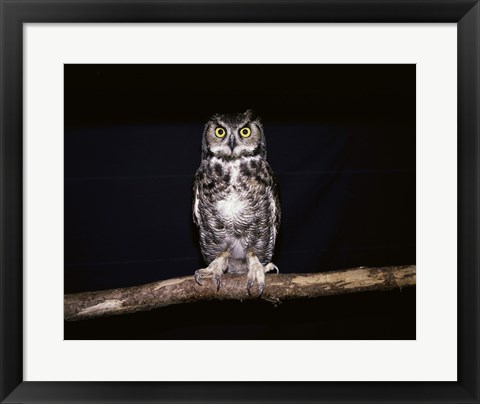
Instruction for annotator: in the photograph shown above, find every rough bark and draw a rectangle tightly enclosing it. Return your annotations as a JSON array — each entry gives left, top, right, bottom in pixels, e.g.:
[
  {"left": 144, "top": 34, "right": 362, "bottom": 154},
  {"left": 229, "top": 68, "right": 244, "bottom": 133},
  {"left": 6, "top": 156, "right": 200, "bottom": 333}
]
[{"left": 64, "top": 265, "right": 415, "bottom": 321}]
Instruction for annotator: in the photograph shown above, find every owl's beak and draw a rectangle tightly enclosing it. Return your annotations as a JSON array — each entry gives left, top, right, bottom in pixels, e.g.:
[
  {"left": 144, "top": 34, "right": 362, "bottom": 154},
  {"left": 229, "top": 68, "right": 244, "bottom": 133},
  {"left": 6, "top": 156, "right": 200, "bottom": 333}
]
[{"left": 229, "top": 136, "right": 236, "bottom": 151}]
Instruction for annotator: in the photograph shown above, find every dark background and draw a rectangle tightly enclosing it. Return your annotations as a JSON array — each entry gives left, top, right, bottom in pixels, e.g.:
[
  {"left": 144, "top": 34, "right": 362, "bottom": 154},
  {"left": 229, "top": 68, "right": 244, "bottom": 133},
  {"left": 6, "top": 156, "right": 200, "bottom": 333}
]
[{"left": 64, "top": 64, "right": 415, "bottom": 339}]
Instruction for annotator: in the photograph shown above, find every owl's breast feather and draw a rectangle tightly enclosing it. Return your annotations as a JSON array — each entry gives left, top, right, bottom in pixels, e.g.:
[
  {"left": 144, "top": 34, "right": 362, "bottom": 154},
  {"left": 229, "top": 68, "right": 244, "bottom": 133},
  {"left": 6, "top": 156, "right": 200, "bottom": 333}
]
[{"left": 215, "top": 193, "right": 247, "bottom": 220}]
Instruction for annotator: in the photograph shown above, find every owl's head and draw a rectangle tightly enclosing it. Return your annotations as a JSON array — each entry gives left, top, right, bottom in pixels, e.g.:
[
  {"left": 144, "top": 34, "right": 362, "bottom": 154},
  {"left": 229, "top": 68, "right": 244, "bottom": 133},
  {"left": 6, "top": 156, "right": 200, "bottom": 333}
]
[{"left": 202, "top": 110, "right": 266, "bottom": 160}]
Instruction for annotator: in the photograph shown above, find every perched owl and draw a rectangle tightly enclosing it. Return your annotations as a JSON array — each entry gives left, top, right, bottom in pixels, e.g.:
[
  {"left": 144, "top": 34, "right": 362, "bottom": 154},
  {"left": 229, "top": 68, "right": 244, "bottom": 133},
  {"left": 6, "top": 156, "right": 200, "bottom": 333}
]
[{"left": 192, "top": 110, "right": 281, "bottom": 296}]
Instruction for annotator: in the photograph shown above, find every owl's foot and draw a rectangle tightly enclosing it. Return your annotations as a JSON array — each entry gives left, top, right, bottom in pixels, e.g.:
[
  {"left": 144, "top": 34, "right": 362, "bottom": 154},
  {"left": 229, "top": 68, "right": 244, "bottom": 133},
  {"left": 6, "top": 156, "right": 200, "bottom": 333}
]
[
  {"left": 194, "top": 251, "right": 230, "bottom": 291},
  {"left": 246, "top": 252, "right": 279, "bottom": 297},
  {"left": 265, "top": 262, "right": 279, "bottom": 274}
]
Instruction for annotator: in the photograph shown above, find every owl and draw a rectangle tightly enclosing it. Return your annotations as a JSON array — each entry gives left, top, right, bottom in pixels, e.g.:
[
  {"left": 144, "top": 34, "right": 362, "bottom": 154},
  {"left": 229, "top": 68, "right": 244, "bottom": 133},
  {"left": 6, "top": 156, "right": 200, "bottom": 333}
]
[{"left": 192, "top": 109, "right": 281, "bottom": 296}]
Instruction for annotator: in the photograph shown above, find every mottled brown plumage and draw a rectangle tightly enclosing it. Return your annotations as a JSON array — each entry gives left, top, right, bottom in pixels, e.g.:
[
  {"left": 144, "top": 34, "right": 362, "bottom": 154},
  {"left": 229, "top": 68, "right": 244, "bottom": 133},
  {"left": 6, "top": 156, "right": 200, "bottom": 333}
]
[{"left": 192, "top": 110, "right": 280, "bottom": 295}]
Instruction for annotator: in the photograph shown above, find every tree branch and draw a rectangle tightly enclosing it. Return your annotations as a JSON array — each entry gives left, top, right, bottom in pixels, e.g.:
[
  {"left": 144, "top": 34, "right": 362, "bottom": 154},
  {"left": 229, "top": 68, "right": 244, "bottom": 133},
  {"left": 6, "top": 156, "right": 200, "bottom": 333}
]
[{"left": 64, "top": 265, "right": 415, "bottom": 321}]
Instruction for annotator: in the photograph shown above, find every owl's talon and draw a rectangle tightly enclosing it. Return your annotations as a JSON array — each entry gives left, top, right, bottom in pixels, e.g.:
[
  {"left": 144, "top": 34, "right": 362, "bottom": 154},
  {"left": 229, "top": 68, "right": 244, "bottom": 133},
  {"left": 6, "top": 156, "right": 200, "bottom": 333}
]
[
  {"left": 194, "top": 253, "right": 228, "bottom": 290},
  {"left": 258, "top": 283, "right": 265, "bottom": 297},
  {"left": 247, "top": 279, "right": 254, "bottom": 296},
  {"left": 214, "top": 275, "right": 221, "bottom": 291},
  {"left": 194, "top": 271, "right": 203, "bottom": 286},
  {"left": 265, "top": 263, "right": 279, "bottom": 274}
]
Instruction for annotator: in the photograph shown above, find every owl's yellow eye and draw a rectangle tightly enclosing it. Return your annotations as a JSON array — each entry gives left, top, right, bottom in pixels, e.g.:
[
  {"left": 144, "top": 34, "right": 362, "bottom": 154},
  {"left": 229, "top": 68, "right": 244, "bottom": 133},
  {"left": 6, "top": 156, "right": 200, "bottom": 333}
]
[
  {"left": 215, "top": 127, "right": 226, "bottom": 138},
  {"left": 239, "top": 127, "right": 251, "bottom": 138}
]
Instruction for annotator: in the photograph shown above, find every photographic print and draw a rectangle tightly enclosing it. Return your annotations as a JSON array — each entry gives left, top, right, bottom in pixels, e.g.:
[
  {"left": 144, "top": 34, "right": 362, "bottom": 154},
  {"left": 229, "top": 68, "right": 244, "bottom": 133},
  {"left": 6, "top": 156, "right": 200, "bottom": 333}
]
[{"left": 64, "top": 64, "right": 416, "bottom": 340}]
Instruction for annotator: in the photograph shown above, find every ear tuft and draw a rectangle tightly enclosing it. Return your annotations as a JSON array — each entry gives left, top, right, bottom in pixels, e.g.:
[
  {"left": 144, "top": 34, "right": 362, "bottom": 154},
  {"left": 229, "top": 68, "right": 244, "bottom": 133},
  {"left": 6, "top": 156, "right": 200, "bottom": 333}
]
[{"left": 244, "top": 109, "right": 259, "bottom": 121}]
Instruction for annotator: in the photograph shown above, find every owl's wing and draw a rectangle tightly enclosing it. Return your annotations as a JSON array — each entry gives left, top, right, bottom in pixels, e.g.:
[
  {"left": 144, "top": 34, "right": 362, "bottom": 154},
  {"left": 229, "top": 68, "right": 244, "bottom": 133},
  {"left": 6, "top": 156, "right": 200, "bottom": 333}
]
[
  {"left": 268, "top": 166, "right": 281, "bottom": 240},
  {"left": 192, "top": 171, "right": 201, "bottom": 227}
]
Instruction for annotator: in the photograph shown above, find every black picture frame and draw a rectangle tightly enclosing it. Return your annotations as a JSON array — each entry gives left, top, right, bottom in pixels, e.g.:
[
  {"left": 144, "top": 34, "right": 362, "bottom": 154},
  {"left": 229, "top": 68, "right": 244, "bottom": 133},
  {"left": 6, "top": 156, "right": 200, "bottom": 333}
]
[{"left": 1, "top": 1, "right": 478, "bottom": 403}]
